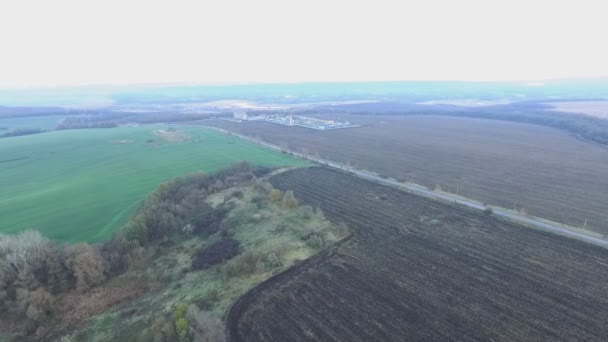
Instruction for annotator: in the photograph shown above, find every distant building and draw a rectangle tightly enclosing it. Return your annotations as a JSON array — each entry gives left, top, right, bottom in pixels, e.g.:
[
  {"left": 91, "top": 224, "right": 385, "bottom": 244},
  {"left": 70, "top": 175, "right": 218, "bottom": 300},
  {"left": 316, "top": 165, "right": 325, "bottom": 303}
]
[
  {"left": 233, "top": 112, "right": 248, "bottom": 120},
  {"left": 226, "top": 112, "right": 357, "bottom": 130}
]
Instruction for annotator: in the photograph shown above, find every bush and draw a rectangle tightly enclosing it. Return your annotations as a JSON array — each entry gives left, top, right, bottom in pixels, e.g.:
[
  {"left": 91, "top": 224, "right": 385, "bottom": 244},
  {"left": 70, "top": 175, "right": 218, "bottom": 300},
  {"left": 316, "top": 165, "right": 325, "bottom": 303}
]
[
  {"left": 17, "top": 288, "right": 55, "bottom": 323},
  {"left": 281, "top": 190, "right": 299, "bottom": 209},
  {"left": 253, "top": 180, "right": 273, "bottom": 194},
  {"left": 195, "top": 288, "right": 221, "bottom": 311},
  {"left": 220, "top": 250, "right": 265, "bottom": 280},
  {"left": 303, "top": 232, "right": 326, "bottom": 249},
  {"left": 122, "top": 218, "right": 148, "bottom": 245},
  {"left": 174, "top": 303, "right": 190, "bottom": 341},
  {"left": 186, "top": 304, "right": 226, "bottom": 342},
  {"left": 62, "top": 244, "right": 107, "bottom": 291},
  {"left": 140, "top": 316, "right": 177, "bottom": 342},
  {"left": 483, "top": 207, "right": 494, "bottom": 215},
  {"left": 334, "top": 222, "right": 350, "bottom": 238},
  {"left": 268, "top": 189, "right": 283, "bottom": 203},
  {"left": 175, "top": 318, "right": 188, "bottom": 340},
  {"left": 182, "top": 224, "right": 194, "bottom": 237},
  {"left": 219, "top": 222, "right": 236, "bottom": 238},
  {"left": 299, "top": 206, "right": 314, "bottom": 220}
]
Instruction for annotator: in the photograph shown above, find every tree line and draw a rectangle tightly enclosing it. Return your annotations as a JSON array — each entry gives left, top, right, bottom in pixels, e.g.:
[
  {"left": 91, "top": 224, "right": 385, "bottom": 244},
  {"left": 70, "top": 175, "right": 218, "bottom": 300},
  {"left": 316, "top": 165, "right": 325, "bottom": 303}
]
[
  {"left": 56, "top": 112, "right": 217, "bottom": 130},
  {"left": 0, "top": 128, "right": 47, "bottom": 138}
]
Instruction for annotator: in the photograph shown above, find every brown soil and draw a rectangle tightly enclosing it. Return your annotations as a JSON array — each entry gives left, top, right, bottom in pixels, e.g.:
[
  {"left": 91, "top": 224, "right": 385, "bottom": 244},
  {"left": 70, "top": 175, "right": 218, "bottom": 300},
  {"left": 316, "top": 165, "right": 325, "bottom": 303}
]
[{"left": 227, "top": 167, "right": 608, "bottom": 342}]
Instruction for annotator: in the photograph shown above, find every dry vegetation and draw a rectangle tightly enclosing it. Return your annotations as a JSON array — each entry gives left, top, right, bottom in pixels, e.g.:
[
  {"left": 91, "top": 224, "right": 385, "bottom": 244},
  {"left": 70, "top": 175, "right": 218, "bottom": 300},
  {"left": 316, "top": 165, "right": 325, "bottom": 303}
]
[
  {"left": 0, "top": 164, "right": 346, "bottom": 341},
  {"left": 227, "top": 167, "right": 608, "bottom": 342},
  {"left": 153, "top": 129, "right": 191, "bottom": 142},
  {"left": 61, "top": 174, "right": 346, "bottom": 341},
  {"left": 202, "top": 116, "right": 608, "bottom": 235}
]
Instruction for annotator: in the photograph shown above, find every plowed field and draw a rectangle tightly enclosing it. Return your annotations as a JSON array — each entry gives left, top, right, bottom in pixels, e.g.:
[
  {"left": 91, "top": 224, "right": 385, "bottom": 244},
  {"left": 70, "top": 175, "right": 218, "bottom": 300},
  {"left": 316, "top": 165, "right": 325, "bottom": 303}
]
[
  {"left": 227, "top": 167, "right": 608, "bottom": 342},
  {"left": 200, "top": 116, "right": 608, "bottom": 235}
]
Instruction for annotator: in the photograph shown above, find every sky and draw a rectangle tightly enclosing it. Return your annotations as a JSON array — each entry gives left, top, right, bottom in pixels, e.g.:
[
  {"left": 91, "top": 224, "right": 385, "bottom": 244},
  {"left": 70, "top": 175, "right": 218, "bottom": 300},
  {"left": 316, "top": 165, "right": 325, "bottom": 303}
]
[{"left": 0, "top": 0, "right": 607, "bottom": 89}]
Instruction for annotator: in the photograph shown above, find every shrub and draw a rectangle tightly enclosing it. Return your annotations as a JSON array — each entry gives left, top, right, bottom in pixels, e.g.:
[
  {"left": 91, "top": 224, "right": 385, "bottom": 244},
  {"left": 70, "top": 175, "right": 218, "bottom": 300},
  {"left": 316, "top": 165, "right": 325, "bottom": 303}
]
[
  {"left": 62, "top": 244, "right": 107, "bottom": 292},
  {"left": 281, "top": 190, "right": 299, "bottom": 209},
  {"left": 264, "top": 252, "right": 283, "bottom": 268},
  {"left": 195, "top": 288, "right": 221, "bottom": 311},
  {"left": 186, "top": 304, "right": 226, "bottom": 342},
  {"left": 268, "top": 189, "right": 282, "bottom": 203},
  {"left": 304, "top": 233, "right": 326, "bottom": 249},
  {"left": 253, "top": 180, "right": 273, "bottom": 194},
  {"left": 334, "top": 222, "right": 350, "bottom": 238},
  {"left": 175, "top": 317, "right": 189, "bottom": 341},
  {"left": 122, "top": 218, "right": 148, "bottom": 245},
  {"left": 220, "top": 250, "right": 265, "bottom": 280},
  {"left": 219, "top": 222, "right": 236, "bottom": 238},
  {"left": 17, "top": 288, "right": 55, "bottom": 323},
  {"left": 0, "top": 230, "right": 48, "bottom": 274},
  {"left": 175, "top": 303, "right": 190, "bottom": 341},
  {"left": 483, "top": 207, "right": 494, "bottom": 215},
  {"left": 299, "top": 206, "right": 314, "bottom": 220},
  {"left": 175, "top": 303, "right": 187, "bottom": 319},
  {"left": 182, "top": 224, "right": 194, "bottom": 237}
]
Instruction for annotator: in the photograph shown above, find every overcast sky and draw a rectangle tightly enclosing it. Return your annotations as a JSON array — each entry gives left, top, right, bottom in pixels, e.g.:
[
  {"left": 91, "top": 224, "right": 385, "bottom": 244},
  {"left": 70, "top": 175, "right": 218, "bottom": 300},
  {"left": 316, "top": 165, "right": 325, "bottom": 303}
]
[{"left": 0, "top": 0, "right": 606, "bottom": 88}]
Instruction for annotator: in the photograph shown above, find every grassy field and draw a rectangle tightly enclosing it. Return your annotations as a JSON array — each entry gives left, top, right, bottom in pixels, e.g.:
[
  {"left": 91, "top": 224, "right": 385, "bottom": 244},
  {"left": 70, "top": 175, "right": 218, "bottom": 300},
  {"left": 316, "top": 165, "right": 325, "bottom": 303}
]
[
  {"left": 0, "top": 115, "right": 65, "bottom": 131},
  {"left": 227, "top": 167, "right": 608, "bottom": 341},
  {"left": 202, "top": 116, "right": 608, "bottom": 235},
  {"left": 0, "top": 126, "right": 305, "bottom": 242}
]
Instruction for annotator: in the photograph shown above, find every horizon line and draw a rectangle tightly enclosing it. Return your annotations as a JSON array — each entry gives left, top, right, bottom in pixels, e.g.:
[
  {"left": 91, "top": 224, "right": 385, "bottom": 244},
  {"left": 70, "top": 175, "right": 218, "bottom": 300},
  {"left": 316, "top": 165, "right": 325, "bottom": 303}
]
[{"left": 2, "top": 77, "right": 608, "bottom": 91}]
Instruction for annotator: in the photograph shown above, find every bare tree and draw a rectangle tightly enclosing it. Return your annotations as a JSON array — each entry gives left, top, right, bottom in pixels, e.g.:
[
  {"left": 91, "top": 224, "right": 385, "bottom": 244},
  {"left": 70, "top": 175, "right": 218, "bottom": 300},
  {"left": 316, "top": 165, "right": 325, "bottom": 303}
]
[
  {"left": 0, "top": 230, "right": 47, "bottom": 274},
  {"left": 186, "top": 304, "right": 226, "bottom": 342},
  {"left": 63, "top": 244, "right": 107, "bottom": 291}
]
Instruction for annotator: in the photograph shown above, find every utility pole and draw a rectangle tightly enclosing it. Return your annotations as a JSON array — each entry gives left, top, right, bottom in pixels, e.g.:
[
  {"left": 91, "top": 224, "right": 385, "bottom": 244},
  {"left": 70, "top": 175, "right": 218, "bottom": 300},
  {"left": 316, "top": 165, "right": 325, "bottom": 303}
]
[
  {"left": 513, "top": 201, "right": 517, "bottom": 211},
  {"left": 583, "top": 218, "right": 588, "bottom": 229}
]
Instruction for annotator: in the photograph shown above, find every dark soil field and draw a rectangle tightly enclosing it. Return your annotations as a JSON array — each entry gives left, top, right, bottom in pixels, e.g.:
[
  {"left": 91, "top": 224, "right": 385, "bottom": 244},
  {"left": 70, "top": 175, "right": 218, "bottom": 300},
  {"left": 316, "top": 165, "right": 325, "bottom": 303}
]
[
  {"left": 201, "top": 116, "right": 608, "bottom": 235},
  {"left": 226, "top": 167, "right": 608, "bottom": 342}
]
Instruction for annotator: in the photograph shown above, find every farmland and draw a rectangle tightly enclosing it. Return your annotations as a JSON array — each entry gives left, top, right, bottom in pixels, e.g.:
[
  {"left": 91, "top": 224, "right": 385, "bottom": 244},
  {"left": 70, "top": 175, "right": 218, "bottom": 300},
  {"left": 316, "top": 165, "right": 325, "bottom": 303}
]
[
  {"left": 549, "top": 101, "right": 608, "bottom": 119},
  {"left": 202, "top": 115, "right": 608, "bottom": 235},
  {"left": 0, "top": 126, "right": 305, "bottom": 242},
  {"left": 227, "top": 167, "right": 608, "bottom": 341}
]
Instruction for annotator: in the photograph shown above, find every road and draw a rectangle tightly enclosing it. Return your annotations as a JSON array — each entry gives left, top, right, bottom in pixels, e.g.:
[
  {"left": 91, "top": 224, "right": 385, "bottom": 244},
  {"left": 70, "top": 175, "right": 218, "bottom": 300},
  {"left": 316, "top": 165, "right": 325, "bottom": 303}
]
[{"left": 207, "top": 125, "right": 608, "bottom": 248}]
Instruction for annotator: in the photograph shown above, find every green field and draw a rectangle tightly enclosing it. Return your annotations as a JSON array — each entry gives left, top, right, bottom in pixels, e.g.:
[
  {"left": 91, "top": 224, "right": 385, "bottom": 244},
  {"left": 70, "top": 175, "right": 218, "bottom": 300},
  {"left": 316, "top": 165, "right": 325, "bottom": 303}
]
[
  {"left": 0, "top": 115, "right": 66, "bottom": 131},
  {"left": 0, "top": 125, "right": 306, "bottom": 242}
]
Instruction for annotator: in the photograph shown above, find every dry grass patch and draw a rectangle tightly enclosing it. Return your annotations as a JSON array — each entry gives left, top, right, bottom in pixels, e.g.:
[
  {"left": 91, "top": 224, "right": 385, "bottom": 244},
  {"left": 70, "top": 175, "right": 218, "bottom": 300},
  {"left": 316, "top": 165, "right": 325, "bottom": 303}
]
[{"left": 153, "top": 129, "right": 191, "bottom": 142}]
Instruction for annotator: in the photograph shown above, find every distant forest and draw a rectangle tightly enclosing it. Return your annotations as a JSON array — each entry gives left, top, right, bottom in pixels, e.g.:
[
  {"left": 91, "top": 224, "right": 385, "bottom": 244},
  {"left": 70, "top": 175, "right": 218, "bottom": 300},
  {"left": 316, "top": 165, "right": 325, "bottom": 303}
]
[{"left": 56, "top": 112, "right": 215, "bottom": 130}]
